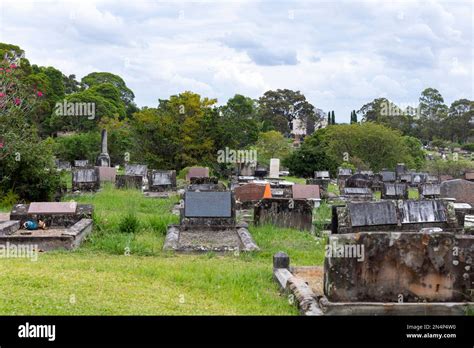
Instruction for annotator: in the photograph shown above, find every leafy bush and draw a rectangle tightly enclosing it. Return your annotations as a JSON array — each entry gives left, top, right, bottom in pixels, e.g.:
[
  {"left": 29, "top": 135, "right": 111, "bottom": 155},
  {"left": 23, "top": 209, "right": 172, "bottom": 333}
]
[
  {"left": 118, "top": 212, "right": 140, "bottom": 234},
  {"left": 461, "top": 143, "right": 474, "bottom": 152},
  {"left": 52, "top": 131, "right": 101, "bottom": 163}
]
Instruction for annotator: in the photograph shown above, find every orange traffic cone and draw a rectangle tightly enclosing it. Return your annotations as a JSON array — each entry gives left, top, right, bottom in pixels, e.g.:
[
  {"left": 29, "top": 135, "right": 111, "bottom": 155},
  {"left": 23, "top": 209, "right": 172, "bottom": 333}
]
[{"left": 263, "top": 183, "right": 272, "bottom": 199}]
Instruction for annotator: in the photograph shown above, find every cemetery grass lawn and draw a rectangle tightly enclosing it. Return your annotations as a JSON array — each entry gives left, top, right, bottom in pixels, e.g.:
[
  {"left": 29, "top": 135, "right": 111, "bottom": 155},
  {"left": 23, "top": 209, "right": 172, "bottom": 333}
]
[{"left": 0, "top": 185, "right": 325, "bottom": 315}]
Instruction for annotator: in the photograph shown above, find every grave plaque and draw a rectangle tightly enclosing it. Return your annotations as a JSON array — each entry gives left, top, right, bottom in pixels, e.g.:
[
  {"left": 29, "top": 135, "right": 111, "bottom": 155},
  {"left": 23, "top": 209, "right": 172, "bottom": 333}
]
[
  {"left": 234, "top": 183, "right": 266, "bottom": 202},
  {"left": 28, "top": 202, "right": 77, "bottom": 214},
  {"left": 419, "top": 183, "right": 441, "bottom": 197},
  {"left": 125, "top": 164, "right": 148, "bottom": 177},
  {"left": 401, "top": 200, "right": 447, "bottom": 224},
  {"left": 338, "top": 168, "right": 352, "bottom": 176},
  {"left": 185, "top": 191, "right": 232, "bottom": 217},
  {"left": 292, "top": 184, "right": 320, "bottom": 199},
  {"left": 348, "top": 201, "right": 398, "bottom": 227},
  {"left": 344, "top": 187, "right": 372, "bottom": 195}
]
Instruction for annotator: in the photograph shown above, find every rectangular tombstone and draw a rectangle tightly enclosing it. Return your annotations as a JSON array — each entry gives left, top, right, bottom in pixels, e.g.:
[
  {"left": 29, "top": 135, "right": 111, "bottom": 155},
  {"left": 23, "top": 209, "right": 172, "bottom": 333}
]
[
  {"left": 95, "top": 166, "right": 117, "bottom": 183},
  {"left": 234, "top": 183, "right": 266, "bottom": 203},
  {"left": 399, "top": 173, "right": 412, "bottom": 183},
  {"left": 10, "top": 203, "right": 93, "bottom": 228},
  {"left": 148, "top": 170, "right": 176, "bottom": 191},
  {"left": 338, "top": 168, "right": 352, "bottom": 176},
  {"left": 186, "top": 167, "right": 209, "bottom": 181},
  {"left": 382, "top": 183, "right": 408, "bottom": 199},
  {"left": 254, "top": 198, "right": 313, "bottom": 231},
  {"left": 239, "top": 162, "right": 256, "bottom": 176},
  {"left": 380, "top": 171, "right": 396, "bottom": 182},
  {"left": 72, "top": 168, "right": 100, "bottom": 191},
  {"left": 401, "top": 200, "right": 447, "bottom": 224},
  {"left": 348, "top": 201, "right": 398, "bottom": 227},
  {"left": 269, "top": 158, "right": 280, "bottom": 178},
  {"left": 57, "top": 161, "right": 71, "bottom": 171},
  {"left": 315, "top": 171, "right": 330, "bottom": 179},
  {"left": 115, "top": 175, "right": 143, "bottom": 189},
  {"left": 343, "top": 187, "right": 372, "bottom": 195},
  {"left": 184, "top": 191, "right": 232, "bottom": 218},
  {"left": 441, "top": 179, "right": 474, "bottom": 206},
  {"left": 419, "top": 183, "right": 441, "bottom": 197},
  {"left": 28, "top": 202, "right": 77, "bottom": 214},
  {"left": 307, "top": 178, "right": 329, "bottom": 191},
  {"left": 426, "top": 175, "right": 440, "bottom": 183},
  {"left": 411, "top": 172, "right": 427, "bottom": 186},
  {"left": 74, "top": 160, "right": 89, "bottom": 167},
  {"left": 292, "top": 184, "right": 320, "bottom": 200},
  {"left": 125, "top": 164, "right": 148, "bottom": 177},
  {"left": 324, "top": 232, "right": 474, "bottom": 302}
]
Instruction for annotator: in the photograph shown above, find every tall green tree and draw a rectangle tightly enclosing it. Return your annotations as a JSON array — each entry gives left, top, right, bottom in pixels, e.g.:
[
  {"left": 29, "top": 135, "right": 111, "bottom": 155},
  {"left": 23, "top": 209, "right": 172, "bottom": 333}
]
[{"left": 258, "top": 89, "right": 319, "bottom": 136}]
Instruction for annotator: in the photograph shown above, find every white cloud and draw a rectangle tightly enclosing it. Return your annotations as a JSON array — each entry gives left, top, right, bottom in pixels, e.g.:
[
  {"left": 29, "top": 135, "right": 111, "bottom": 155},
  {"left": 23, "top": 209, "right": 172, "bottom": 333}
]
[{"left": 0, "top": 0, "right": 472, "bottom": 122}]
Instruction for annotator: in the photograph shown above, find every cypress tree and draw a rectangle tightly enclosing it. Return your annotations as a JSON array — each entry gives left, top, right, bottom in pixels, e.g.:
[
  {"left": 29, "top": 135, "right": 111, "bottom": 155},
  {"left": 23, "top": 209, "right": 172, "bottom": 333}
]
[{"left": 331, "top": 111, "right": 335, "bottom": 125}]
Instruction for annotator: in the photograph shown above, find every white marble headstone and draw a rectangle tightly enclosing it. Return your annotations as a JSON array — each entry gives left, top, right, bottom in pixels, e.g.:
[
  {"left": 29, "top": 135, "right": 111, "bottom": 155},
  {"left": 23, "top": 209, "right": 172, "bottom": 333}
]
[{"left": 269, "top": 158, "right": 280, "bottom": 178}]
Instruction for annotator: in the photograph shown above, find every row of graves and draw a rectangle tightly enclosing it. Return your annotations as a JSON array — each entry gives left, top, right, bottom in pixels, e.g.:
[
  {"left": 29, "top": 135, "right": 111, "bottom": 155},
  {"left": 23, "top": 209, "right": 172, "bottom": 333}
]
[
  {"left": 0, "top": 130, "right": 114, "bottom": 251},
  {"left": 164, "top": 158, "right": 325, "bottom": 252},
  {"left": 272, "top": 165, "right": 474, "bottom": 315}
]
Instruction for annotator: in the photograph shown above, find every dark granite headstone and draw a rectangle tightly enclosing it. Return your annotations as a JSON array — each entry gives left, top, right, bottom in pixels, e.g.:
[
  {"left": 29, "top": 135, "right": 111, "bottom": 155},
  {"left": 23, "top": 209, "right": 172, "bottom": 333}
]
[
  {"left": 348, "top": 201, "right": 398, "bottom": 227},
  {"left": 115, "top": 175, "right": 143, "bottom": 189},
  {"left": 401, "top": 200, "right": 447, "bottom": 224},
  {"left": 379, "top": 170, "right": 396, "bottom": 182},
  {"left": 185, "top": 191, "right": 232, "bottom": 217},
  {"left": 254, "top": 198, "right": 313, "bottom": 231},
  {"left": 72, "top": 168, "right": 100, "bottom": 191}
]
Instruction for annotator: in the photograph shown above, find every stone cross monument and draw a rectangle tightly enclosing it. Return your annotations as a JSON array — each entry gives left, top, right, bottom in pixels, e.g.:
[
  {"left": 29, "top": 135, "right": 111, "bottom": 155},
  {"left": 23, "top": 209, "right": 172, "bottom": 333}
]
[{"left": 96, "top": 129, "right": 111, "bottom": 167}]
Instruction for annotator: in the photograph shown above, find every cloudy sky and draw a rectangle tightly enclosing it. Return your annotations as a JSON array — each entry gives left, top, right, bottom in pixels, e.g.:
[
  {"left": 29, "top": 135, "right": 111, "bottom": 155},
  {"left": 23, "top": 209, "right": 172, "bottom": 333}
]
[{"left": 0, "top": 0, "right": 472, "bottom": 122}]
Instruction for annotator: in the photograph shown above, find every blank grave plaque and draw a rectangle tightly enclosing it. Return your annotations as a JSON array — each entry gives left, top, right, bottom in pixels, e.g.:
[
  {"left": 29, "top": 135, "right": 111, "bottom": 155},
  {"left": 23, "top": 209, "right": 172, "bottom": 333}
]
[
  {"left": 401, "top": 200, "right": 446, "bottom": 224},
  {"left": 28, "top": 202, "right": 77, "bottom": 214},
  {"left": 185, "top": 191, "right": 232, "bottom": 217},
  {"left": 349, "top": 201, "right": 398, "bottom": 227},
  {"left": 125, "top": 164, "right": 148, "bottom": 177}
]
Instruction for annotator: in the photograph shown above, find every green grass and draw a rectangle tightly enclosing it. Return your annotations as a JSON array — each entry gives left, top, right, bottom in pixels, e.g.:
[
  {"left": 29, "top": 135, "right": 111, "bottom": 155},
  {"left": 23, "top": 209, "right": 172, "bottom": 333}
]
[
  {"left": 0, "top": 185, "right": 325, "bottom": 315},
  {"left": 281, "top": 176, "right": 306, "bottom": 184}
]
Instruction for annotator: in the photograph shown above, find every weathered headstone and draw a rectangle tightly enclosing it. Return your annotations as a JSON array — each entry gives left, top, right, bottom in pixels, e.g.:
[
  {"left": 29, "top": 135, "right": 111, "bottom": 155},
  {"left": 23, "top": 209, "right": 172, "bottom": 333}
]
[
  {"left": 148, "top": 170, "right": 176, "bottom": 192},
  {"left": 72, "top": 167, "right": 100, "bottom": 191},
  {"left": 419, "top": 183, "right": 441, "bottom": 198},
  {"left": 337, "top": 168, "right": 352, "bottom": 190},
  {"left": 379, "top": 170, "right": 396, "bottom": 182},
  {"left": 56, "top": 161, "right": 71, "bottom": 171},
  {"left": 440, "top": 179, "right": 474, "bottom": 206},
  {"left": 395, "top": 163, "right": 406, "bottom": 178},
  {"left": 125, "top": 164, "right": 148, "bottom": 177},
  {"left": 324, "top": 231, "right": 473, "bottom": 302},
  {"left": 95, "top": 166, "right": 117, "bottom": 183},
  {"left": 96, "top": 129, "right": 111, "bottom": 167},
  {"left": 186, "top": 167, "right": 209, "bottom": 181},
  {"left": 315, "top": 171, "right": 330, "bottom": 179},
  {"left": 382, "top": 183, "right": 408, "bottom": 199},
  {"left": 345, "top": 173, "right": 372, "bottom": 188},
  {"left": 115, "top": 175, "right": 143, "bottom": 189},
  {"left": 234, "top": 183, "right": 266, "bottom": 204},
  {"left": 269, "top": 158, "right": 280, "bottom": 178},
  {"left": 74, "top": 160, "right": 89, "bottom": 167},
  {"left": 342, "top": 187, "right": 373, "bottom": 201},
  {"left": 400, "top": 200, "right": 447, "bottom": 224},
  {"left": 254, "top": 198, "right": 313, "bottom": 231},
  {"left": 348, "top": 201, "right": 398, "bottom": 227}
]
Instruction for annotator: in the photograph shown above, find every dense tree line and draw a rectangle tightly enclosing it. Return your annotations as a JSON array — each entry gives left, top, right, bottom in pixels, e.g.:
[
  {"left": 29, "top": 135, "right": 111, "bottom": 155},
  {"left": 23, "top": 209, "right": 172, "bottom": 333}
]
[{"left": 1, "top": 42, "right": 473, "bottom": 202}]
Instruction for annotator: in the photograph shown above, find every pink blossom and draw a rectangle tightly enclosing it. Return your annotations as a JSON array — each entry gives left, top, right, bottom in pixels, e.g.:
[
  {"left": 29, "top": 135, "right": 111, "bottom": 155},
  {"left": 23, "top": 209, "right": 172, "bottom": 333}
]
[
  {"left": 10, "top": 64, "right": 17, "bottom": 69},
  {"left": 37, "top": 91, "right": 43, "bottom": 97},
  {"left": 0, "top": 93, "right": 5, "bottom": 97},
  {"left": 14, "top": 98, "right": 21, "bottom": 105}
]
